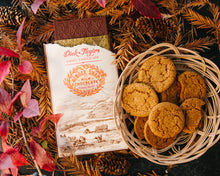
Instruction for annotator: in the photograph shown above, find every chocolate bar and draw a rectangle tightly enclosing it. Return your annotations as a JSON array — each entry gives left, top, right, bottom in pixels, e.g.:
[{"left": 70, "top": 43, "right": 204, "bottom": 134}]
[{"left": 53, "top": 17, "right": 110, "bottom": 49}]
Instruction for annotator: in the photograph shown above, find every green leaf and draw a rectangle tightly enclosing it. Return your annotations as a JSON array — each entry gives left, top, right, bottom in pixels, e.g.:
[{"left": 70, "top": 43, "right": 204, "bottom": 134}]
[{"left": 41, "top": 140, "right": 48, "bottom": 149}]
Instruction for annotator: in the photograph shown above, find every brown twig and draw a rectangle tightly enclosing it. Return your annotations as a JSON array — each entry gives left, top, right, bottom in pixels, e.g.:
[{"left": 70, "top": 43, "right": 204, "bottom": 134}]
[
  {"left": 10, "top": 71, "right": 43, "bottom": 175},
  {"left": 18, "top": 118, "right": 43, "bottom": 176}
]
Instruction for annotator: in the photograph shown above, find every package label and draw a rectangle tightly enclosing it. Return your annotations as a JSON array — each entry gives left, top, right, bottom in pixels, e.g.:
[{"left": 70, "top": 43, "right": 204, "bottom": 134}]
[{"left": 44, "top": 43, "right": 127, "bottom": 156}]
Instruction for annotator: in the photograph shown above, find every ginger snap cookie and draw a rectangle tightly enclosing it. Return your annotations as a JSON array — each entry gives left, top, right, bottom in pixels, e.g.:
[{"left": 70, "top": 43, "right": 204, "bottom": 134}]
[
  {"left": 159, "top": 80, "right": 179, "bottom": 104},
  {"left": 132, "top": 77, "right": 140, "bottom": 83},
  {"left": 180, "top": 98, "right": 205, "bottom": 134},
  {"left": 178, "top": 71, "right": 206, "bottom": 102},
  {"left": 122, "top": 83, "right": 159, "bottom": 117},
  {"left": 148, "top": 102, "right": 185, "bottom": 138},
  {"left": 138, "top": 56, "right": 176, "bottom": 93},
  {"left": 134, "top": 116, "right": 148, "bottom": 140},
  {"left": 144, "top": 122, "right": 176, "bottom": 149}
]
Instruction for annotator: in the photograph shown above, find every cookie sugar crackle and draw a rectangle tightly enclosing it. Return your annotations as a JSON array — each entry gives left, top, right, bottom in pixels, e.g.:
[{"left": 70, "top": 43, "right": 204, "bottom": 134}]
[{"left": 114, "top": 43, "right": 220, "bottom": 165}]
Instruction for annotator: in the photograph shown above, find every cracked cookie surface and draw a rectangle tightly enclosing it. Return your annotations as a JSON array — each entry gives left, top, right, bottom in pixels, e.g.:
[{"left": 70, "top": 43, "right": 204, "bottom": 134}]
[
  {"left": 144, "top": 122, "right": 176, "bottom": 149},
  {"left": 178, "top": 71, "right": 206, "bottom": 102},
  {"left": 122, "top": 83, "right": 159, "bottom": 117},
  {"left": 148, "top": 102, "right": 185, "bottom": 138},
  {"left": 134, "top": 116, "right": 148, "bottom": 140},
  {"left": 180, "top": 98, "right": 205, "bottom": 134},
  {"left": 138, "top": 56, "right": 176, "bottom": 93},
  {"left": 159, "top": 80, "right": 179, "bottom": 104}
]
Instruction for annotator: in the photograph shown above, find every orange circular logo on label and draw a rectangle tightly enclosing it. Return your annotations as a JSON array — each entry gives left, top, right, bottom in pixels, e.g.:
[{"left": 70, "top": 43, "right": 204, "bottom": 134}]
[{"left": 63, "top": 64, "right": 107, "bottom": 97}]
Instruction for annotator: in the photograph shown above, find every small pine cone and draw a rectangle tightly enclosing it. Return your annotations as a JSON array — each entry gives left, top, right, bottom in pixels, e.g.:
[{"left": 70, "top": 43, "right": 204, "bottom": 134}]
[
  {"left": 0, "top": 6, "right": 25, "bottom": 26},
  {"left": 95, "top": 152, "right": 130, "bottom": 176},
  {"left": 135, "top": 16, "right": 177, "bottom": 40}
]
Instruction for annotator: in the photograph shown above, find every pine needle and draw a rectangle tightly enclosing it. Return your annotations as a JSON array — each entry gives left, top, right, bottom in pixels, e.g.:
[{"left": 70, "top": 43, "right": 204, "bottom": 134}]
[
  {"left": 208, "top": 2, "right": 220, "bottom": 48},
  {"left": 183, "top": 36, "right": 216, "bottom": 52},
  {"left": 57, "top": 154, "right": 100, "bottom": 176},
  {"left": 1, "top": 0, "right": 220, "bottom": 175},
  {"left": 183, "top": 8, "right": 216, "bottom": 29},
  {"left": 27, "top": 22, "right": 54, "bottom": 44}
]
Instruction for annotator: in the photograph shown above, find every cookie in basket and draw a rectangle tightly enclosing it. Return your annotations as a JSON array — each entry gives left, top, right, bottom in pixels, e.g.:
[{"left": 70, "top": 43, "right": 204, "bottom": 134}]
[
  {"left": 178, "top": 71, "right": 206, "bottom": 102},
  {"left": 122, "top": 83, "right": 159, "bottom": 117},
  {"left": 180, "top": 98, "right": 205, "bottom": 134},
  {"left": 159, "top": 80, "right": 179, "bottom": 104},
  {"left": 148, "top": 102, "right": 185, "bottom": 138},
  {"left": 132, "top": 77, "right": 140, "bottom": 83},
  {"left": 138, "top": 55, "right": 176, "bottom": 93},
  {"left": 134, "top": 116, "right": 148, "bottom": 140},
  {"left": 144, "top": 122, "right": 176, "bottom": 149}
]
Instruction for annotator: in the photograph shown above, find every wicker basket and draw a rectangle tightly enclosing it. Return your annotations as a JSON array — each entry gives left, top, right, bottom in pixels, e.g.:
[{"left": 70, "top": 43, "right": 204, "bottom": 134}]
[{"left": 114, "top": 43, "right": 220, "bottom": 165}]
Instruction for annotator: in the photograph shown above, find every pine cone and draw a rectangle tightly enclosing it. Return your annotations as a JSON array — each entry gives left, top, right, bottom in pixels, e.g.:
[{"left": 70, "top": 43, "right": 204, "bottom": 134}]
[
  {"left": 135, "top": 16, "right": 177, "bottom": 40},
  {"left": 0, "top": 6, "right": 25, "bottom": 26},
  {"left": 95, "top": 152, "right": 130, "bottom": 176}
]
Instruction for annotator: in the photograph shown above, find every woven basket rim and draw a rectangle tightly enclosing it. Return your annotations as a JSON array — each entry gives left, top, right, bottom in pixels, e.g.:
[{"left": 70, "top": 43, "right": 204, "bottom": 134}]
[{"left": 114, "top": 43, "right": 220, "bottom": 165}]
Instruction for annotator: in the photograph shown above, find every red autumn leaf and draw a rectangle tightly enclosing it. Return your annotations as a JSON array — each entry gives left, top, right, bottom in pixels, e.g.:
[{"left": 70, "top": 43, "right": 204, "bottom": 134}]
[
  {"left": 11, "top": 168, "right": 18, "bottom": 176},
  {"left": 0, "top": 153, "right": 15, "bottom": 169},
  {"left": 38, "top": 114, "right": 63, "bottom": 132},
  {"left": 11, "top": 91, "right": 23, "bottom": 106},
  {"left": 96, "top": 0, "right": 106, "bottom": 8},
  {"left": 2, "top": 142, "right": 29, "bottom": 167},
  {"left": 31, "top": 0, "right": 47, "bottom": 14},
  {"left": 0, "top": 61, "right": 11, "bottom": 85},
  {"left": 0, "top": 88, "right": 22, "bottom": 116},
  {"left": 39, "top": 116, "right": 48, "bottom": 130},
  {"left": 47, "top": 113, "right": 63, "bottom": 125},
  {"left": 20, "top": 79, "right": 32, "bottom": 108},
  {"left": 1, "top": 167, "right": 18, "bottom": 176},
  {"left": 0, "top": 120, "right": 9, "bottom": 142},
  {"left": 13, "top": 111, "right": 23, "bottom": 122},
  {"left": 0, "top": 88, "right": 11, "bottom": 115},
  {"left": 19, "top": 60, "right": 33, "bottom": 74},
  {"left": 32, "top": 114, "right": 60, "bottom": 139},
  {"left": 9, "top": 91, "right": 23, "bottom": 114},
  {"left": 29, "top": 138, "right": 56, "bottom": 171},
  {"left": 16, "top": 17, "right": 26, "bottom": 55},
  {"left": 0, "top": 47, "right": 19, "bottom": 58},
  {"left": 22, "top": 99, "right": 40, "bottom": 118},
  {"left": 31, "top": 127, "right": 42, "bottom": 138},
  {"left": 0, "top": 113, "right": 3, "bottom": 121},
  {"left": 33, "top": 113, "right": 62, "bottom": 138},
  {"left": 131, "top": 0, "right": 161, "bottom": 19}
]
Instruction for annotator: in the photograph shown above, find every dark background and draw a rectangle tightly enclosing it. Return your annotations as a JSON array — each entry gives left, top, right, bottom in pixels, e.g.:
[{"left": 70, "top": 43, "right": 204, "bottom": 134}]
[{"left": 0, "top": 0, "right": 220, "bottom": 176}]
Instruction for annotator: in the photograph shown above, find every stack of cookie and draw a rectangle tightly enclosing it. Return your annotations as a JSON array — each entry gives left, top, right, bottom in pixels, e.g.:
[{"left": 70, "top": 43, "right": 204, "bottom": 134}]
[{"left": 121, "top": 56, "right": 206, "bottom": 149}]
